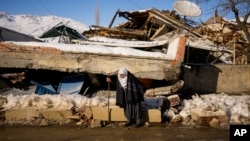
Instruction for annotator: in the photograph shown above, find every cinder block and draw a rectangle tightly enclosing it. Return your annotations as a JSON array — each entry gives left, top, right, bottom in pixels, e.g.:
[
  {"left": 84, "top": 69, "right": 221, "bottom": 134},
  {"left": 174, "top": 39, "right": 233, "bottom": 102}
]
[
  {"left": 148, "top": 109, "right": 161, "bottom": 123},
  {"left": 91, "top": 107, "right": 109, "bottom": 121},
  {"left": 167, "top": 94, "right": 180, "bottom": 107},
  {"left": 5, "top": 109, "right": 39, "bottom": 120},
  {"left": 110, "top": 108, "right": 126, "bottom": 121},
  {"left": 40, "top": 109, "right": 72, "bottom": 121},
  {"left": 198, "top": 110, "right": 227, "bottom": 126}
]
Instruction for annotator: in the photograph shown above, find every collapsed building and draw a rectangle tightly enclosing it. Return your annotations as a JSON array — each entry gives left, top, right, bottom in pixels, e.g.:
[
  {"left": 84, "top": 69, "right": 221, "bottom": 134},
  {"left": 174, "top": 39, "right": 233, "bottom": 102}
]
[
  {"left": 82, "top": 8, "right": 248, "bottom": 64},
  {"left": 0, "top": 7, "right": 250, "bottom": 127},
  {"left": 0, "top": 7, "right": 249, "bottom": 94}
]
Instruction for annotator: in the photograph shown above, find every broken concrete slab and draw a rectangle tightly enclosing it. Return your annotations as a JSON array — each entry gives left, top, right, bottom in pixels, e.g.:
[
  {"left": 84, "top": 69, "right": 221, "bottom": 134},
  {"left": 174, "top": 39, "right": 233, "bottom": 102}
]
[
  {"left": 145, "top": 86, "right": 172, "bottom": 97},
  {"left": 0, "top": 35, "right": 188, "bottom": 81},
  {"left": 144, "top": 81, "right": 183, "bottom": 97}
]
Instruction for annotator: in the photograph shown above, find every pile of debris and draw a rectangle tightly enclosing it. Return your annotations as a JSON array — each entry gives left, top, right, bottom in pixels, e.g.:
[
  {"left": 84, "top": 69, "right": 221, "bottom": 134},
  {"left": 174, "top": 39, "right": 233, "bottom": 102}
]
[
  {"left": 83, "top": 9, "right": 187, "bottom": 41},
  {"left": 0, "top": 7, "right": 249, "bottom": 128},
  {"left": 195, "top": 14, "right": 249, "bottom": 64},
  {"left": 0, "top": 7, "right": 249, "bottom": 82},
  {"left": 82, "top": 8, "right": 248, "bottom": 64}
]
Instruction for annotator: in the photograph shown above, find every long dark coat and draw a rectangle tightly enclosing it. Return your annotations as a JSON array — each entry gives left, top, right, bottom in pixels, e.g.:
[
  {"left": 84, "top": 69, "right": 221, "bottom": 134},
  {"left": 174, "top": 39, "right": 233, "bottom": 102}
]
[{"left": 116, "top": 71, "right": 146, "bottom": 108}]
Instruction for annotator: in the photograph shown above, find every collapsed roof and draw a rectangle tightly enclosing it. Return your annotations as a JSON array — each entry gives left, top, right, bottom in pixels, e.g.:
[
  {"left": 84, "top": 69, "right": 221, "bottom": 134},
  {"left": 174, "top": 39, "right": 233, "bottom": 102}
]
[
  {"left": 40, "top": 24, "right": 86, "bottom": 43},
  {"left": 83, "top": 8, "right": 203, "bottom": 41},
  {"left": 82, "top": 8, "right": 248, "bottom": 64},
  {"left": 0, "top": 26, "right": 42, "bottom": 42}
]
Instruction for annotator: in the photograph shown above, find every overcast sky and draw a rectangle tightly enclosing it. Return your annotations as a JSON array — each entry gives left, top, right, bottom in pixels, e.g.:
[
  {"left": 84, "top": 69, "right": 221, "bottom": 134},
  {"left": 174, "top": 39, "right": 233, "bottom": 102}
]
[{"left": 0, "top": 0, "right": 233, "bottom": 27}]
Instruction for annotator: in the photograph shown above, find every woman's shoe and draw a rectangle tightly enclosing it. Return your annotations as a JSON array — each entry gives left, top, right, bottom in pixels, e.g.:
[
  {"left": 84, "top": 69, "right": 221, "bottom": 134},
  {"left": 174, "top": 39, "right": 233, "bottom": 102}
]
[
  {"left": 134, "top": 119, "right": 141, "bottom": 128},
  {"left": 124, "top": 122, "right": 132, "bottom": 127}
]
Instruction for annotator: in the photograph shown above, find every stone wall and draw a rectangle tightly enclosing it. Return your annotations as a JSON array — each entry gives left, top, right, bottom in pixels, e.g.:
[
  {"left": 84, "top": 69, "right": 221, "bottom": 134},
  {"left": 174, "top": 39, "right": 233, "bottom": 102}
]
[{"left": 182, "top": 64, "right": 250, "bottom": 94}]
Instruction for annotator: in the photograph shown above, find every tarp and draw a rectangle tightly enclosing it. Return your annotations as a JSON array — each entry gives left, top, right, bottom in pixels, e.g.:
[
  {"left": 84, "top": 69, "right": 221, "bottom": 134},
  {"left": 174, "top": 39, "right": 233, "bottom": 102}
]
[
  {"left": 31, "top": 81, "right": 57, "bottom": 95},
  {"left": 57, "top": 74, "right": 86, "bottom": 94},
  {"left": 40, "top": 25, "right": 86, "bottom": 40},
  {"left": 31, "top": 74, "right": 86, "bottom": 95}
]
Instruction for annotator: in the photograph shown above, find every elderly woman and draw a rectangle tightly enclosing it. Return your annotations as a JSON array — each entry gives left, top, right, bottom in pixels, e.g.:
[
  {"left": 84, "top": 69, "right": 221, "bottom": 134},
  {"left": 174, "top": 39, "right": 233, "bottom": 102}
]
[{"left": 107, "top": 67, "right": 146, "bottom": 127}]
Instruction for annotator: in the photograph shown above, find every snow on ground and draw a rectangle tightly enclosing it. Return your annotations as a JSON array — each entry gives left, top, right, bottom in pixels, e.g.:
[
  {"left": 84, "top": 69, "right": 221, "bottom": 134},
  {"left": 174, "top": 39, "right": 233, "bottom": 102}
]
[{"left": 1, "top": 87, "right": 250, "bottom": 125}]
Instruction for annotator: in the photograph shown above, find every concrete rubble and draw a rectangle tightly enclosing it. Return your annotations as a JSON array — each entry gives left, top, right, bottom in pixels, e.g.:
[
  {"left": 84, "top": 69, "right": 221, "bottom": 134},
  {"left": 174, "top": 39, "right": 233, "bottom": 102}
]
[
  {"left": 1, "top": 89, "right": 246, "bottom": 128},
  {"left": 0, "top": 7, "right": 250, "bottom": 129}
]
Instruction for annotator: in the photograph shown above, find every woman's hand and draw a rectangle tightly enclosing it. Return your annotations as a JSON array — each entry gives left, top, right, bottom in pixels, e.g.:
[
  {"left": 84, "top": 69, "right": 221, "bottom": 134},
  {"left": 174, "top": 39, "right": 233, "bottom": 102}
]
[{"left": 106, "top": 76, "right": 112, "bottom": 83}]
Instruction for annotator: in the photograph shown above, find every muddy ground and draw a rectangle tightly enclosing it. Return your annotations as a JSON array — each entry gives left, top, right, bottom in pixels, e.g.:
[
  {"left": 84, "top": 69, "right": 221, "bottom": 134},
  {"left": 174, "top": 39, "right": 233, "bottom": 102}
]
[{"left": 0, "top": 123, "right": 229, "bottom": 141}]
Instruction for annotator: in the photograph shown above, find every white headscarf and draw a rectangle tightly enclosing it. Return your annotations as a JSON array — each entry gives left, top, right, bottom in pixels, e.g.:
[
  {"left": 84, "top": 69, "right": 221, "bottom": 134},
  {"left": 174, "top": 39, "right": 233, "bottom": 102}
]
[{"left": 118, "top": 67, "right": 128, "bottom": 89}]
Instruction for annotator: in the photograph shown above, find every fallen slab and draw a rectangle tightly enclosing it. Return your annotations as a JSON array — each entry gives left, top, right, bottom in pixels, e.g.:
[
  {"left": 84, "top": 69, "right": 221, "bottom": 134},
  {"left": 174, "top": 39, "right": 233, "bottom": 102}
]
[{"left": 0, "top": 36, "right": 187, "bottom": 80}]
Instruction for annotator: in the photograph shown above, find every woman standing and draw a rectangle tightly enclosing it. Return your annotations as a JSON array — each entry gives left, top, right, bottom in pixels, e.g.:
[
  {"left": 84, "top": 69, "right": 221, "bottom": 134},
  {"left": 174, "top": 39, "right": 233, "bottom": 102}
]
[{"left": 106, "top": 67, "right": 146, "bottom": 127}]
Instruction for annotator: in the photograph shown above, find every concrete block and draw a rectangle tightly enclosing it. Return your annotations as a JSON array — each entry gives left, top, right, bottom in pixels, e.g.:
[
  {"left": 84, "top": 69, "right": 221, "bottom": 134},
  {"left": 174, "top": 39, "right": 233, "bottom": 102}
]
[
  {"left": 148, "top": 109, "right": 161, "bottom": 123},
  {"left": 5, "top": 109, "right": 39, "bottom": 120},
  {"left": 110, "top": 108, "right": 126, "bottom": 121},
  {"left": 40, "top": 109, "right": 72, "bottom": 121},
  {"left": 91, "top": 107, "right": 109, "bottom": 121},
  {"left": 167, "top": 94, "right": 180, "bottom": 107},
  {"left": 198, "top": 110, "right": 227, "bottom": 126}
]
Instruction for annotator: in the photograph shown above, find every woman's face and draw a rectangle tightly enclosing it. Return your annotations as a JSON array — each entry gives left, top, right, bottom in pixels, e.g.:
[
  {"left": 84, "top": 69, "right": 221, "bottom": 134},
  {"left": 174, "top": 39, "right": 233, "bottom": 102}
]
[{"left": 119, "top": 74, "right": 126, "bottom": 78}]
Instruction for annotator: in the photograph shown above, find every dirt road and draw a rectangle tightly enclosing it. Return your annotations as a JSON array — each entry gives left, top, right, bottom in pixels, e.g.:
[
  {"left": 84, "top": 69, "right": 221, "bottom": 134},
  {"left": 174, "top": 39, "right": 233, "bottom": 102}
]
[{"left": 0, "top": 124, "right": 229, "bottom": 141}]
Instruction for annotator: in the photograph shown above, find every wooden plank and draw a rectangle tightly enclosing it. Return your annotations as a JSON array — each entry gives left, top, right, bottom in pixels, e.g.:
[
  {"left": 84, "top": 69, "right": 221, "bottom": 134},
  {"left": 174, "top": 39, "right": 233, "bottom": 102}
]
[
  {"left": 149, "top": 8, "right": 203, "bottom": 38},
  {"left": 150, "top": 24, "right": 167, "bottom": 40},
  {"left": 144, "top": 86, "right": 172, "bottom": 96}
]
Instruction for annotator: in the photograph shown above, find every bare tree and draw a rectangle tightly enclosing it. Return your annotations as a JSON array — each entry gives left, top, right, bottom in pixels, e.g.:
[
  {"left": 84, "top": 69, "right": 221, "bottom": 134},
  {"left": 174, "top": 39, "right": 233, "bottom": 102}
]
[{"left": 192, "top": 0, "right": 250, "bottom": 45}]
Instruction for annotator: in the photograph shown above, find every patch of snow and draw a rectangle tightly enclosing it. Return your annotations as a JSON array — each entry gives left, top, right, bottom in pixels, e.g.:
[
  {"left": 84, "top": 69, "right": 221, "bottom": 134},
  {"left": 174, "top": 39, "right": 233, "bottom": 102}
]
[
  {"left": 9, "top": 41, "right": 171, "bottom": 59},
  {"left": 2, "top": 88, "right": 250, "bottom": 125},
  {"left": 87, "top": 36, "right": 168, "bottom": 47}
]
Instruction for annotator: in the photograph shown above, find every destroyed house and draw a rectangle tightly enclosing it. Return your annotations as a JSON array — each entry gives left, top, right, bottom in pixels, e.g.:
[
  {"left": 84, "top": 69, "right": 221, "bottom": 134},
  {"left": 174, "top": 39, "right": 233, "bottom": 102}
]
[
  {"left": 0, "top": 7, "right": 249, "bottom": 95},
  {"left": 1, "top": 8, "right": 202, "bottom": 82},
  {"left": 83, "top": 8, "right": 202, "bottom": 41},
  {"left": 82, "top": 8, "right": 238, "bottom": 64}
]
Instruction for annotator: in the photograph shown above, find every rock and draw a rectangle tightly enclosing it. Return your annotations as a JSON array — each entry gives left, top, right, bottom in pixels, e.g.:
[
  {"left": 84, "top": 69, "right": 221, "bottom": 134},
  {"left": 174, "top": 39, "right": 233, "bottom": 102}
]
[
  {"left": 209, "top": 118, "right": 219, "bottom": 128},
  {"left": 84, "top": 107, "right": 93, "bottom": 119},
  {"left": 170, "top": 115, "right": 182, "bottom": 123},
  {"left": 39, "top": 119, "right": 49, "bottom": 126},
  {"left": 89, "top": 119, "right": 102, "bottom": 128}
]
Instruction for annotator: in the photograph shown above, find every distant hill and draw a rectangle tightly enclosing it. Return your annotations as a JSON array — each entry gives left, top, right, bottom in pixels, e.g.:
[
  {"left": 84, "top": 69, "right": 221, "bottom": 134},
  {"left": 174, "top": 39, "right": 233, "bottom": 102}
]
[{"left": 0, "top": 12, "right": 89, "bottom": 37}]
